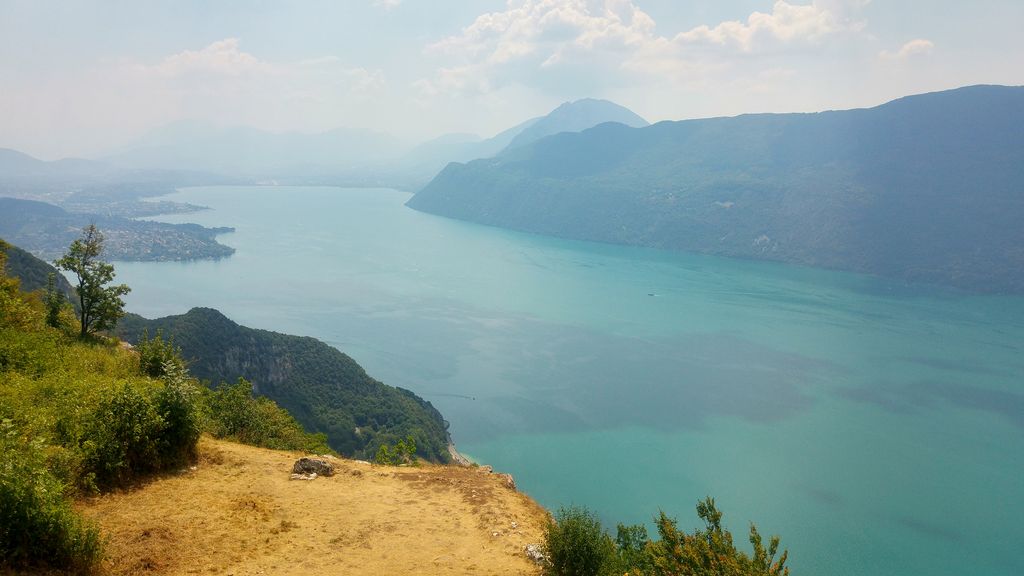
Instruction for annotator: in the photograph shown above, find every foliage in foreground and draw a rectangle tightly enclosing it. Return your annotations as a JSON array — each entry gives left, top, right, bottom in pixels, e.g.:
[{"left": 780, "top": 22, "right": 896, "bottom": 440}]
[
  {"left": 544, "top": 505, "right": 618, "bottom": 576},
  {"left": 544, "top": 498, "right": 789, "bottom": 576},
  {"left": 0, "top": 420, "right": 103, "bottom": 574}
]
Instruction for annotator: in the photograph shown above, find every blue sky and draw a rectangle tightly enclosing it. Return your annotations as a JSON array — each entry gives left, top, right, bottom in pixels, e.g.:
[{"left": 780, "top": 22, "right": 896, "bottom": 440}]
[{"left": 2, "top": 0, "right": 1022, "bottom": 159}]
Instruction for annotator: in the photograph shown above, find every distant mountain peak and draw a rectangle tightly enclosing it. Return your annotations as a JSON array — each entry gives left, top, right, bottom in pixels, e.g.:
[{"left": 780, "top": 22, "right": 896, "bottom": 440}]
[{"left": 503, "top": 98, "right": 648, "bottom": 152}]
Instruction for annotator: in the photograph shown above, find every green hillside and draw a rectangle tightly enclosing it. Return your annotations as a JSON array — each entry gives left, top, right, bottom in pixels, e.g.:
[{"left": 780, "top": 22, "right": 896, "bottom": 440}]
[
  {"left": 408, "top": 85, "right": 1024, "bottom": 292},
  {"left": 116, "top": 308, "right": 451, "bottom": 463},
  {"left": 0, "top": 237, "right": 74, "bottom": 297}
]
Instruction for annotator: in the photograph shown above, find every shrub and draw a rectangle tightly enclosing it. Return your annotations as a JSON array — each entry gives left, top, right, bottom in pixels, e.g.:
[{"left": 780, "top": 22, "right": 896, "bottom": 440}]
[
  {"left": 76, "top": 370, "right": 203, "bottom": 489},
  {"left": 136, "top": 329, "right": 185, "bottom": 378},
  {"left": 374, "top": 435, "right": 418, "bottom": 466},
  {"left": 0, "top": 420, "right": 102, "bottom": 573},
  {"left": 154, "top": 362, "right": 202, "bottom": 467},
  {"left": 544, "top": 505, "right": 617, "bottom": 576},
  {"left": 205, "top": 378, "right": 330, "bottom": 453},
  {"left": 0, "top": 326, "right": 62, "bottom": 375},
  {"left": 80, "top": 382, "right": 165, "bottom": 488}
]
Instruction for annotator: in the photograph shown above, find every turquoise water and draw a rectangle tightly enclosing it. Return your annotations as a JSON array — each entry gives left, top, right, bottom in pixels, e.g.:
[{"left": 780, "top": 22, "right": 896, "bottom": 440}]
[{"left": 119, "top": 186, "right": 1023, "bottom": 576}]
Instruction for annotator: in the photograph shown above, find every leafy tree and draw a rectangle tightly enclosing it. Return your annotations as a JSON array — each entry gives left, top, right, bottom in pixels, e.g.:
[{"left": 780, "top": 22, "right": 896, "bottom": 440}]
[
  {"left": 44, "top": 272, "right": 65, "bottom": 329},
  {"left": 54, "top": 225, "right": 130, "bottom": 338},
  {"left": 615, "top": 523, "right": 653, "bottom": 574},
  {"left": 647, "top": 497, "right": 789, "bottom": 576}
]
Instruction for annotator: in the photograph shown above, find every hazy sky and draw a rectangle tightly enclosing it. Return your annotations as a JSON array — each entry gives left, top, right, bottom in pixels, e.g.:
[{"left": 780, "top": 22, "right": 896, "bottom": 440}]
[{"left": 2, "top": 0, "right": 1022, "bottom": 159}]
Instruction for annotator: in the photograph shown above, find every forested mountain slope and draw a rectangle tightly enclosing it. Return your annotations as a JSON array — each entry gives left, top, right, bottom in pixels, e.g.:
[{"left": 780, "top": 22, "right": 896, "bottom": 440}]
[
  {"left": 0, "top": 238, "right": 75, "bottom": 297},
  {"left": 116, "top": 308, "right": 451, "bottom": 462},
  {"left": 409, "top": 85, "right": 1024, "bottom": 292}
]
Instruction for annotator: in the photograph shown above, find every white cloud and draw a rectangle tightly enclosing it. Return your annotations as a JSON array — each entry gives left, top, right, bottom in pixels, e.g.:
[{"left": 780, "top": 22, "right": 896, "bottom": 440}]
[
  {"left": 879, "top": 38, "right": 935, "bottom": 60},
  {"left": 676, "top": 1, "right": 848, "bottom": 51},
  {"left": 145, "top": 38, "right": 267, "bottom": 77},
  {"left": 372, "top": 0, "right": 401, "bottom": 11},
  {"left": 416, "top": 0, "right": 869, "bottom": 98}
]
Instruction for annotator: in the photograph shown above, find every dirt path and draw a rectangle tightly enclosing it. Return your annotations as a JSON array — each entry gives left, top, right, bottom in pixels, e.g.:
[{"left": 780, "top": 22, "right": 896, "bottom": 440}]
[{"left": 79, "top": 438, "right": 549, "bottom": 575}]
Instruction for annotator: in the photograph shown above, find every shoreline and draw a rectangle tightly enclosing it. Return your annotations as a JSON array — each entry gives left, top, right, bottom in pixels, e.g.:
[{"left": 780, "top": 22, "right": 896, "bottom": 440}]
[{"left": 447, "top": 443, "right": 473, "bottom": 467}]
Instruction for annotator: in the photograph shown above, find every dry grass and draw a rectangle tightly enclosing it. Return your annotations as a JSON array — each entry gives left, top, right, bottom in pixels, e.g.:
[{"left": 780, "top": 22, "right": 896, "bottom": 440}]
[{"left": 76, "top": 438, "right": 549, "bottom": 575}]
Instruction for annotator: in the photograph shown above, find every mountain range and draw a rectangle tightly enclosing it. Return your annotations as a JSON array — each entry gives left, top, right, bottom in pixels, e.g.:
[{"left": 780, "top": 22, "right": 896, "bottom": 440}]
[
  {"left": 1, "top": 98, "right": 649, "bottom": 193},
  {"left": 408, "top": 85, "right": 1024, "bottom": 293},
  {"left": 389, "top": 98, "right": 648, "bottom": 190}
]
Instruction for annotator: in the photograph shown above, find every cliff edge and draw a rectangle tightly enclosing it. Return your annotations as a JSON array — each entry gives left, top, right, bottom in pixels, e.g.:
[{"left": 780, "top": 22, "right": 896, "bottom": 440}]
[{"left": 79, "top": 438, "right": 548, "bottom": 575}]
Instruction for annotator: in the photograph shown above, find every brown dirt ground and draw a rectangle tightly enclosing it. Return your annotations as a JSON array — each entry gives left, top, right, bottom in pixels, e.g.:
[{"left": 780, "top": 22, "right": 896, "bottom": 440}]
[{"left": 76, "top": 438, "right": 549, "bottom": 576}]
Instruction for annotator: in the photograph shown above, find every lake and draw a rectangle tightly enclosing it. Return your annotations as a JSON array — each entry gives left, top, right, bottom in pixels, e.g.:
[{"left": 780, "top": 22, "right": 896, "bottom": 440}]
[{"left": 118, "top": 185, "right": 1023, "bottom": 576}]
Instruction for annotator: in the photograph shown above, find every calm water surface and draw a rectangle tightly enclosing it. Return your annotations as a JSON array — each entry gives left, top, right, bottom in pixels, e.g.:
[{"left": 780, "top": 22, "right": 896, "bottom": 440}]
[{"left": 119, "top": 186, "right": 1024, "bottom": 576}]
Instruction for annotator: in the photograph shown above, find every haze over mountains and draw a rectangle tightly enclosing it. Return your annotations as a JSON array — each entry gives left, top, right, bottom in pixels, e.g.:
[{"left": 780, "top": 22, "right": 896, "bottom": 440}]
[
  {"left": 103, "top": 120, "right": 402, "bottom": 178},
  {"left": 409, "top": 85, "right": 1024, "bottom": 293},
  {"left": 2, "top": 97, "right": 649, "bottom": 195},
  {"left": 0, "top": 96, "right": 655, "bottom": 266},
  {"left": 0, "top": 148, "right": 114, "bottom": 183},
  {"left": 390, "top": 98, "right": 648, "bottom": 189},
  {"left": 5, "top": 86, "right": 1024, "bottom": 292}
]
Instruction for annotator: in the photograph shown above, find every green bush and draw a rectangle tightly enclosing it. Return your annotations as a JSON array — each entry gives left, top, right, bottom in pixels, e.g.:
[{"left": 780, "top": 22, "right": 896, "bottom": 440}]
[
  {"left": 544, "top": 505, "right": 618, "bottom": 576},
  {"left": 136, "top": 329, "right": 185, "bottom": 378},
  {"left": 154, "top": 363, "right": 202, "bottom": 467},
  {"left": 0, "top": 420, "right": 102, "bottom": 573},
  {"left": 80, "top": 382, "right": 165, "bottom": 488},
  {"left": 205, "top": 378, "right": 330, "bottom": 453},
  {"left": 374, "top": 435, "right": 418, "bottom": 465}
]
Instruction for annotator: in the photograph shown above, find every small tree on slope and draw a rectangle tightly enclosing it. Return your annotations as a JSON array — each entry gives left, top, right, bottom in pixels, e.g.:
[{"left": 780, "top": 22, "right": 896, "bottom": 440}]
[{"left": 54, "top": 225, "right": 130, "bottom": 338}]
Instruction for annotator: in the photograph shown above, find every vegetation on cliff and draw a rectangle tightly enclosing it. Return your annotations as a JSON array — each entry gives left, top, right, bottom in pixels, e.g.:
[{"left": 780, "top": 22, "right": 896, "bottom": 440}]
[
  {"left": 117, "top": 308, "right": 452, "bottom": 463},
  {"left": 0, "top": 239, "right": 75, "bottom": 297}
]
